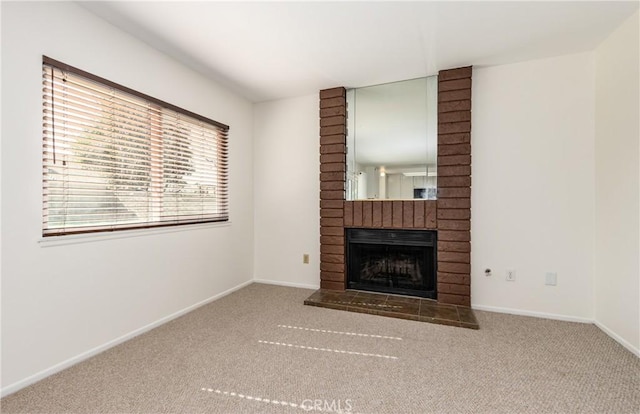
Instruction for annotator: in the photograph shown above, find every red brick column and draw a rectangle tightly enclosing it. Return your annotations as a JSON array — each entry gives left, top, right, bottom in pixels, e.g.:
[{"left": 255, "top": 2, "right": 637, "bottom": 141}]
[
  {"left": 436, "top": 66, "right": 472, "bottom": 306},
  {"left": 318, "top": 68, "right": 472, "bottom": 306},
  {"left": 319, "top": 87, "right": 347, "bottom": 290}
]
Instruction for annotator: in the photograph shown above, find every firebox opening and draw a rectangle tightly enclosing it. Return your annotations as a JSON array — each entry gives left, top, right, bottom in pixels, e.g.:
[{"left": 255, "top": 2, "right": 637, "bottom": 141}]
[{"left": 346, "top": 228, "right": 437, "bottom": 299}]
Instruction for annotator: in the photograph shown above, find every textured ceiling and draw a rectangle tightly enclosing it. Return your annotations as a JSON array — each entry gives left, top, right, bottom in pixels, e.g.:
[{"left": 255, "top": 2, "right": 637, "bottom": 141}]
[{"left": 80, "top": 1, "right": 639, "bottom": 102}]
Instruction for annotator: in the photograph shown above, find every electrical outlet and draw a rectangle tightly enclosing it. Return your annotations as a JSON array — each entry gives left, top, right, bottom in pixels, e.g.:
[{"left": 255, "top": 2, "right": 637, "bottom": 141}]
[
  {"left": 303, "top": 254, "right": 310, "bottom": 264},
  {"left": 545, "top": 272, "right": 557, "bottom": 286},
  {"left": 506, "top": 269, "right": 516, "bottom": 281}
]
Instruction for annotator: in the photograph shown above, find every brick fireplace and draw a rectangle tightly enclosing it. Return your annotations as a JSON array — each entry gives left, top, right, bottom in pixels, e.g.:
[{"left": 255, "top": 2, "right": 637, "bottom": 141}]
[{"left": 318, "top": 67, "right": 472, "bottom": 307}]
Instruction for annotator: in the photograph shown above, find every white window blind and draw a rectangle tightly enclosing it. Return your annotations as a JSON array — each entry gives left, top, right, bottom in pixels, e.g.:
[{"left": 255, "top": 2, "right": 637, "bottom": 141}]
[{"left": 42, "top": 57, "right": 229, "bottom": 236}]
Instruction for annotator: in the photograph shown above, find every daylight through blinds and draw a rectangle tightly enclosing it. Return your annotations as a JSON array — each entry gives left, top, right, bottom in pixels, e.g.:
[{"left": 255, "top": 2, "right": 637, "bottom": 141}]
[{"left": 42, "top": 57, "right": 229, "bottom": 236}]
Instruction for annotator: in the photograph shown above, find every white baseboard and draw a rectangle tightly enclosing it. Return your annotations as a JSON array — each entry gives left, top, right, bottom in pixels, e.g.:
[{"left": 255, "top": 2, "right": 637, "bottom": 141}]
[
  {"left": 465, "top": 304, "right": 639, "bottom": 357},
  {"left": 253, "top": 278, "right": 320, "bottom": 290},
  {"left": 0, "top": 279, "right": 253, "bottom": 398},
  {"left": 594, "top": 320, "right": 640, "bottom": 357},
  {"left": 472, "top": 304, "right": 593, "bottom": 324}
]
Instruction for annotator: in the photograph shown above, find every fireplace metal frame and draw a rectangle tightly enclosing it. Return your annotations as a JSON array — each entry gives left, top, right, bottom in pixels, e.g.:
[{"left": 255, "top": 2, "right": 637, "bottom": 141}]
[{"left": 346, "top": 228, "right": 437, "bottom": 299}]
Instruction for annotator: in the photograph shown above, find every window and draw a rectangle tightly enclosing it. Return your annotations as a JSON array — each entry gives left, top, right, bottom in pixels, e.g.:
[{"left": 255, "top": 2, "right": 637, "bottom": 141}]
[{"left": 42, "top": 56, "right": 229, "bottom": 236}]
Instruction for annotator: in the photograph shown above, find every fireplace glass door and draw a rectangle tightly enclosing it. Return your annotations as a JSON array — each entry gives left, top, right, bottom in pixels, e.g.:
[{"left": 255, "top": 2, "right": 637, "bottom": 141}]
[{"left": 346, "top": 229, "right": 436, "bottom": 299}]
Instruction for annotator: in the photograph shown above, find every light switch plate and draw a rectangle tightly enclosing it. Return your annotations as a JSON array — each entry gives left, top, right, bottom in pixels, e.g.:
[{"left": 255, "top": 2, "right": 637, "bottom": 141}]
[{"left": 545, "top": 272, "right": 557, "bottom": 286}]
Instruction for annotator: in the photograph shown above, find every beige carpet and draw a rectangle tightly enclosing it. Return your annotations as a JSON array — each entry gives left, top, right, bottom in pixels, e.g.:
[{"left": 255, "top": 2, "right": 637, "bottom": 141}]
[{"left": 2, "top": 283, "right": 639, "bottom": 414}]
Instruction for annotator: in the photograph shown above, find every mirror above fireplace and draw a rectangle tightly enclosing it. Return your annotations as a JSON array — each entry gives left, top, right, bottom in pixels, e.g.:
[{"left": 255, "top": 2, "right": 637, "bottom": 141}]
[{"left": 346, "top": 76, "right": 438, "bottom": 201}]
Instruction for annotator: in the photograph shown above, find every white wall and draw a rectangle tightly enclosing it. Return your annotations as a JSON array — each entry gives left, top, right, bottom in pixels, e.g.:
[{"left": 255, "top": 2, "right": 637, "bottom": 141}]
[
  {"left": 471, "top": 52, "right": 596, "bottom": 321},
  {"left": 594, "top": 11, "right": 640, "bottom": 354},
  {"left": 254, "top": 53, "right": 599, "bottom": 323},
  {"left": 253, "top": 94, "right": 320, "bottom": 289},
  {"left": 1, "top": 2, "right": 254, "bottom": 394},
  {"left": 250, "top": 42, "right": 637, "bottom": 354}
]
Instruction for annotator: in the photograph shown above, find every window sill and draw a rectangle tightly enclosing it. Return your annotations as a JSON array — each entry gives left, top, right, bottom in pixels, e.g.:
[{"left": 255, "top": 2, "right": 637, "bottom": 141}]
[{"left": 38, "top": 221, "right": 232, "bottom": 247}]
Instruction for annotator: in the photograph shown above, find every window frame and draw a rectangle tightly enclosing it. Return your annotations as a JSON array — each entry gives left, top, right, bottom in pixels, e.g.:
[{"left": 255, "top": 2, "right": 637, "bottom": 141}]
[{"left": 42, "top": 56, "right": 230, "bottom": 237}]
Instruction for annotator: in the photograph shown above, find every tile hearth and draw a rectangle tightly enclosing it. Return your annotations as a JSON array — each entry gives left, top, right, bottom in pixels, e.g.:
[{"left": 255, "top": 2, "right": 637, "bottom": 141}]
[{"left": 304, "top": 290, "right": 479, "bottom": 329}]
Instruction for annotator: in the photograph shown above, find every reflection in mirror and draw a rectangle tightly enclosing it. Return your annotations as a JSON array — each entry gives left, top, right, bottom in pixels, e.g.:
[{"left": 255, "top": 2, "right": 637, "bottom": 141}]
[{"left": 346, "top": 76, "right": 437, "bottom": 200}]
